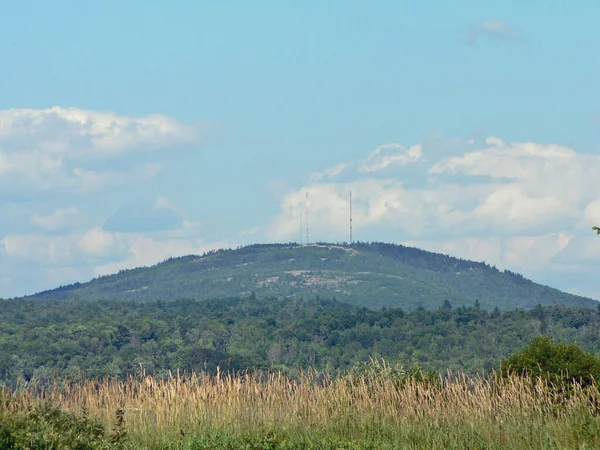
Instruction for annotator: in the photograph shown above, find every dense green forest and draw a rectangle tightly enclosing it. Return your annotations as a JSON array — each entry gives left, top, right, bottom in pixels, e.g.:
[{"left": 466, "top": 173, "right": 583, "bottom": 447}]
[
  {"left": 2, "top": 294, "right": 600, "bottom": 383},
  {"left": 18, "top": 242, "right": 597, "bottom": 311}
]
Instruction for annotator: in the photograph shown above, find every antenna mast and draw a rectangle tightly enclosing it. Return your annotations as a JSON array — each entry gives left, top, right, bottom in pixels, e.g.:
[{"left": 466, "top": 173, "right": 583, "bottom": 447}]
[
  {"left": 349, "top": 190, "right": 353, "bottom": 245},
  {"left": 300, "top": 211, "right": 303, "bottom": 246},
  {"left": 305, "top": 192, "right": 310, "bottom": 245}
]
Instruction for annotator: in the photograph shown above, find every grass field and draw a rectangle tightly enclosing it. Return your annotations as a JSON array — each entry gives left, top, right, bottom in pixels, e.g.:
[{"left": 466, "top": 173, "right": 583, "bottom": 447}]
[{"left": 2, "top": 363, "right": 600, "bottom": 449}]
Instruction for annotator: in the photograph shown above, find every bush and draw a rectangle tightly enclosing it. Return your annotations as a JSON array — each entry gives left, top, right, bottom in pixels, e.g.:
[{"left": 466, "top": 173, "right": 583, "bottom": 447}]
[
  {"left": 501, "top": 336, "right": 600, "bottom": 388},
  {"left": 0, "top": 423, "right": 16, "bottom": 449},
  {"left": 0, "top": 401, "right": 117, "bottom": 449}
]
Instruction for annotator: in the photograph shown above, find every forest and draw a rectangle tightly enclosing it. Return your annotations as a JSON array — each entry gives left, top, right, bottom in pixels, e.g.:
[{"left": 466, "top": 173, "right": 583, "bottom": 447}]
[{"left": 2, "top": 294, "right": 599, "bottom": 384}]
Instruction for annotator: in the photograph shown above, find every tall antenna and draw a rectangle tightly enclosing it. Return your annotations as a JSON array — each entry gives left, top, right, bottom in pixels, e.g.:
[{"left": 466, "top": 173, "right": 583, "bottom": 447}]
[
  {"left": 300, "top": 211, "right": 303, "bottom": 246},
  {"left": 305, "top": 192, "right": 310, "bottom": 245},
  {"left": 349, "top": 190, "right": 353, "bottom": 245}
]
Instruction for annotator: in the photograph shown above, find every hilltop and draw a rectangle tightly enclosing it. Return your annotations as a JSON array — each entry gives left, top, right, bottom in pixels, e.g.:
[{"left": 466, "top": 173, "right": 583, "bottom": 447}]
[{"left": 21, "top": 242, "right": 597, "bottom": 311}]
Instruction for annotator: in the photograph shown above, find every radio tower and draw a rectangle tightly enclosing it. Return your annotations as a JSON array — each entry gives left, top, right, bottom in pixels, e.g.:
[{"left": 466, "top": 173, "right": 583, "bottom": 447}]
[
  {"left": 305, "top": 192, "right": 310, "bottom": 245},
  {"left": 349, "top": 190, "right": 353, "bottom": 245},
  {"left": 300, "top": 211, "right": 303, "bottom": 246}
]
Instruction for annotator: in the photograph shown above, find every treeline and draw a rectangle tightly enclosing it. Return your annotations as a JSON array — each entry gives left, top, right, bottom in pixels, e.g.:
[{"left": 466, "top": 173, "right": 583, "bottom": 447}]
[{"left": 1, "top": 295, "right": 600, "bottom": 383}]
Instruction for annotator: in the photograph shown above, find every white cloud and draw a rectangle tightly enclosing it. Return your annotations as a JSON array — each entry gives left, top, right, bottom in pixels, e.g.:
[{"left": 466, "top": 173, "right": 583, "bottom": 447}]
[
  {"left": 429, "top": 137, "right": 600, "bottom": 232},
  {"left": 583, "top": 200, "right": 600, "bottom": 226},
  {"left": 402, "top": 233, "right": 572, "bottom": 273},
  {"left": 78, "top": 227, "right": 117, "bottom": 255},
  {"left": 311, "top": 163, "right": 349, "bottom": 182},
  {"left": 310, "top": 143, "right": 424, "bottom": 183},
  {"left": 155, "top": 195, "right": 172, "bottom": 210},
  {"left": 471, "top": 185, "right": 570, "bottom": 231},
  {"left": 32, "top": 206, "right": 80, "bottom": 231},
  {"left": 0, "top": 106, "right": 196, "bottom": 156},
  {"left": 1, "top": 222, "right": 233, "bottom": 297},
  {"left": 359, "top": 143, "right": 423, "bottom": 173},
  {"left": 0, "top": 106, "right": 198, "bottom": 192},
  {"left": 94, "top": 235, "right": 232, "bottom": 277},
  {"left": 430, "top": 137, "right": 578, "bottom": 180},
  {"left": 2, "top": 233, "right": 80, "bottom": 264},
  {"left": 552, "top": 235, "right": 600, "bottom": 265},
  {"left": 466, "top": 20, "right": 523, "bottom": 45}
]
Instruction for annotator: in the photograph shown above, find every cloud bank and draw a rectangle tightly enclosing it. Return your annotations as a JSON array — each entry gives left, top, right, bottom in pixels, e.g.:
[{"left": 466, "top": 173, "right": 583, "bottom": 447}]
[
  {"left": 0, "top": 106, "right": 221, "bottom": 298},
  {"left": 0, "top": 106, "right": 197, "bottom": 193}
]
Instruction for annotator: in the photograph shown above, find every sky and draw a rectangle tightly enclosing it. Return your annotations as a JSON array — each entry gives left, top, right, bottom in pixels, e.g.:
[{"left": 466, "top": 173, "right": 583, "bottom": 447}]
[{"left": 1, "top": 0, "right": 599, "bottom": 299}]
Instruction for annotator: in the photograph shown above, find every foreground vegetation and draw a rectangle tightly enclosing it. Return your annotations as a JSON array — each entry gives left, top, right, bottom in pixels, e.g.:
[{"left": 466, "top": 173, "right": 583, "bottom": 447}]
[
  {"left": 3, "top": 364, "right": 600, "bottom": 449},
  {"left": 3, "top": 295, "right": 600, "bottom": 383},
  {"left": 4, "top": 331, "right": 600, "bottom": 448}
]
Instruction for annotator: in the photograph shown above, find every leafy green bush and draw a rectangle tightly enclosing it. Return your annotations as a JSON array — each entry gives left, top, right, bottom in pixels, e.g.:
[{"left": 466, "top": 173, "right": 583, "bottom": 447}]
[
  {"left": 501, "top": 336, "right": 600, "bottom": 388},
  {"left": 0, "top": 423, "right": 17, "bottom": 449},
  {"left": 0, "top": 401, "right": 118, "bottom": 449}
]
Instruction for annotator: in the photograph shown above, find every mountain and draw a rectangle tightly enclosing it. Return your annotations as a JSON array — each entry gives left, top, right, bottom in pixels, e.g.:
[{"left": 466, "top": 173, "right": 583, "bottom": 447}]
[{"left": 21, "top": 242, "right": 597, "bottom": 311}]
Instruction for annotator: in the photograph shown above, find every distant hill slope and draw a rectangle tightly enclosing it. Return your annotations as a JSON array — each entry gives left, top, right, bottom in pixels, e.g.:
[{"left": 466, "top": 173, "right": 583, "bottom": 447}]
[{"left": 22, "top": 242, "right": 597, "bottom": 311}]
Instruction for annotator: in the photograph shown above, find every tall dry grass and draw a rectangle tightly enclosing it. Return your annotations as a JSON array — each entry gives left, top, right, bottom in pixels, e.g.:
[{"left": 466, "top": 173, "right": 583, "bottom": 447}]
[{"left": 3, "top": 366, "right": 600, "bottom": 449}]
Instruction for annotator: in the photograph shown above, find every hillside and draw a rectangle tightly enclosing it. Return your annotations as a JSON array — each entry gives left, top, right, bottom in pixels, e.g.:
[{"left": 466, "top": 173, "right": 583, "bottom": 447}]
[{"left": 21, "top": 242, "right": 597, "bottom": 311}]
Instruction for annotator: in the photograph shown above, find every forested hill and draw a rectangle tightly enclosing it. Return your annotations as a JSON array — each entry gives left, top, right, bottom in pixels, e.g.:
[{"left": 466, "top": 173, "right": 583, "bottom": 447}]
[
  {"left": 20, "top": 242, "right": 596, "bottom": 311},
  {"left": 20, "top": 242, "right": 597, "bottom": 311},
  {"left": 2, "top": 296, "right": 600, "bottom": 382}
]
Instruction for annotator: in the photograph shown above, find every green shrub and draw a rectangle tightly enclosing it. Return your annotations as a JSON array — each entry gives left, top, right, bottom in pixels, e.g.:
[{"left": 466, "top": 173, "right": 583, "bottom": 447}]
[
  {"left": 501, "top": 336, "right": 600, "bottom": 388},
  {"left": 0, "top": 401, "right": 117, "bottom": 449},
  {"left": 0, "top": 423, "right": 17, "bottom": 449}
]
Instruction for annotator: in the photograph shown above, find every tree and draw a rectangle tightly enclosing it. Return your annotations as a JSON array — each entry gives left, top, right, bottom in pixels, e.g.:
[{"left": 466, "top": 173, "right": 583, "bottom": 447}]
[
  {"left": 501, "top": 336, "right": 600, "bottom": 388},
  {"left": 594, "top": 226, "right": 600, "bottom": 235}
]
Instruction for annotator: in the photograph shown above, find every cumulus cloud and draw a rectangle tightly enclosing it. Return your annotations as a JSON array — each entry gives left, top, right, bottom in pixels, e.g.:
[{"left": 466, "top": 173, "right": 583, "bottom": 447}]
[
  {"left": 466, "top": 20, "right": 523, "bottom": 45},
  {"left": 78, "top": 227, "right": 118, "bottom": 255},
  {"left": 0, "top": 169, "right": 228, "bottom": 298},
  {"left": 2, "top": 233, "right": 81, "bottom": 264},
  {"left": 402, "top": 233, "right": 572, "bottom": 273},
  {"left": 429, "top": 137, "right": 578, "bottom": 180},
  {"left": 0, "top": 221, "right": 233, "bottom": 297},
  {"left": 429, "top": 137, "right": 600, "bottom": 232},
  {"left": 0, "top": 106, "right": 196, "bottom": 156},
  {"left": 552, "top": 235, "right": 600, "bottom": 265},
  {"left": 0, "top": 106, "right": 199, "bottom": 193},
  {"left": 0, "top": 106, "right": 207, "bottom": 297},
  {"left": 359, "top": 143, "right": 423, "bottom": 173},
  {"left": 94, "top": 235, "right": 232, "bottom": 277},
  {"left": 310, "top": 142, "right": 425, "bottom": 183},
  {"left": 31, "top": 206, "right": 80, "bottom": 231}
]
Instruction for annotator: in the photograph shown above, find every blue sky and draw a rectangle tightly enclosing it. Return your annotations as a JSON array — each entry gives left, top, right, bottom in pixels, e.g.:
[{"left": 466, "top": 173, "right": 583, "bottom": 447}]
[{"left": 1, "top": 0, "right": 599, "bottom": 299}]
